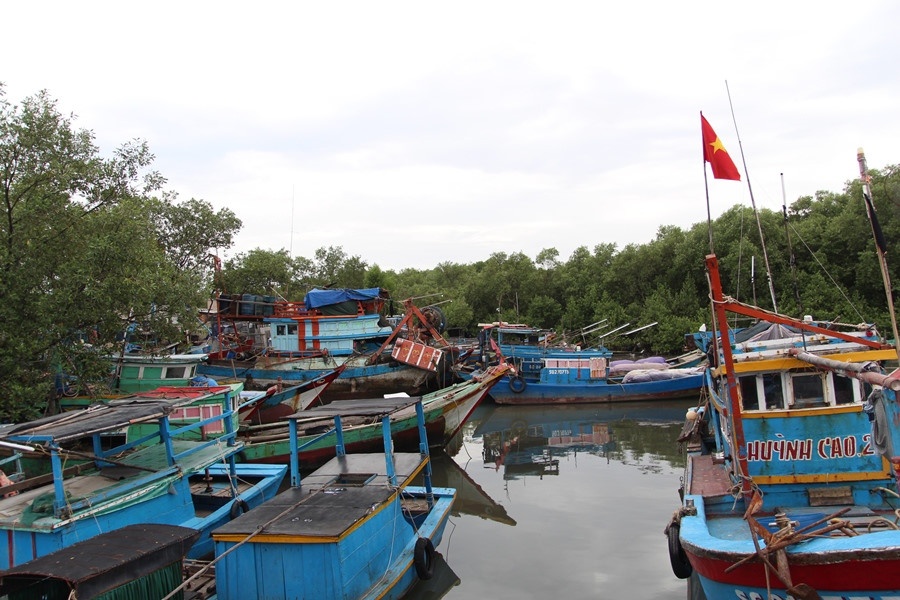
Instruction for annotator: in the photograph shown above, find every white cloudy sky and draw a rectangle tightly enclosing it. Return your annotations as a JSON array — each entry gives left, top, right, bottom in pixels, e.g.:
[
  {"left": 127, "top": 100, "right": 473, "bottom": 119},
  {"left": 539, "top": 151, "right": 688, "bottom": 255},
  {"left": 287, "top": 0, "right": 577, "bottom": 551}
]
[{"left": 4, "top": 1, "right": 898, "bottom": 270}]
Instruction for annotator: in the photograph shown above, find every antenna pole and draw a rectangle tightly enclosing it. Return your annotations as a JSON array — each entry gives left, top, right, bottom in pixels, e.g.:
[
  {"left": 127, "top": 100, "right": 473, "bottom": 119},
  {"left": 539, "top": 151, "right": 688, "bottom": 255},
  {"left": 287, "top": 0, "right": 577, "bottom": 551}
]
[{"left": 726, "top": 81, "right": 778, "bottom": 312}]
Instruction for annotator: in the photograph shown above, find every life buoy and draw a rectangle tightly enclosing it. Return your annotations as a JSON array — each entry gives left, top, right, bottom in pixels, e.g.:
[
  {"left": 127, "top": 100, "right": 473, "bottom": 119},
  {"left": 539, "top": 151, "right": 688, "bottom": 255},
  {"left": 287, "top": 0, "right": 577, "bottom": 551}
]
[
  {"left": 230, "top": 498, "right": 250, "bottom": 519},
  {"left": 667, "top": 522, "right": 692, "bottom": 579},
  {"left": 508, "top": 375, "right": 526, "bottom": 393},
  {"left": 413, "top": 537, "right": 435, "bottom": 580}
]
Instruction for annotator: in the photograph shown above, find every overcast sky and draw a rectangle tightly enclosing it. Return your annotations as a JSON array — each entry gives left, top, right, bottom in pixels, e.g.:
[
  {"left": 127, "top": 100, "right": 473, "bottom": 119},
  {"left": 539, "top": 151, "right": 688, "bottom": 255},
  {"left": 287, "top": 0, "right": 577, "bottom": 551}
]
[{"left": 4, "top": 2, "right": 899, "bottom": 270}]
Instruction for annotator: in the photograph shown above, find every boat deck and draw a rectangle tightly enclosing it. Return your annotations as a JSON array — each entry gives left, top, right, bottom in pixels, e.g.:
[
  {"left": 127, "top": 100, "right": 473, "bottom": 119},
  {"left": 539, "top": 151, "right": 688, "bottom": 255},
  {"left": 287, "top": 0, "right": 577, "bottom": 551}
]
[
  {"left": 214, "top": 452, "right": 425, "bottom": 539},
  {"left": 686, "top": 454, "right": 734, "bottom": 498},
  {"left": 0, "top": 439, "right": 239, "bottom": 526}
]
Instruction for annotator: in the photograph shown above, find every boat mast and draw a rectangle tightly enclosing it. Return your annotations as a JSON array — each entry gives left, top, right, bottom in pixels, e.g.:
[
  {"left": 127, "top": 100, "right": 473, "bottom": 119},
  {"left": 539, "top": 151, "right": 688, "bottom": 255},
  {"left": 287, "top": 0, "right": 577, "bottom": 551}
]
[
  {"left": 726, "top": 82, "right": 778, "bottom": 312},
  {"left": 706, "top": 254, "right": 751, "bottom": 499},
  {"left": 857, "top": 148, "right": 900, "bottom": 359}
]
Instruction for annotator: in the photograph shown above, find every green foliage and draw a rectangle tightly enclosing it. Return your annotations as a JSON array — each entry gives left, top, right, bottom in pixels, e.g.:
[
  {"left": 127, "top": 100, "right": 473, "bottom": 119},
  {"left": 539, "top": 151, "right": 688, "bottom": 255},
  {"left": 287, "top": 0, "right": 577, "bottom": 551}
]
[
  {"left": 222, "top": 161, "right": 899, "bottom": 351},
  {"left": 0, "top": 87, "right": 240, "bottom": 419},
  {"left": 4, "top": 85, "right": 900, "bottom": 421}
]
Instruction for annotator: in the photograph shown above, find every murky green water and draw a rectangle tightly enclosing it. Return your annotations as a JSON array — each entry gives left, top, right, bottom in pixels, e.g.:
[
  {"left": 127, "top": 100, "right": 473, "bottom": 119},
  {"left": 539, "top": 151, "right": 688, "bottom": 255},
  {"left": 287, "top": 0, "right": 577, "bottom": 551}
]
[{"left": 407, "top": 398, "right": 700, "bottom": 600}]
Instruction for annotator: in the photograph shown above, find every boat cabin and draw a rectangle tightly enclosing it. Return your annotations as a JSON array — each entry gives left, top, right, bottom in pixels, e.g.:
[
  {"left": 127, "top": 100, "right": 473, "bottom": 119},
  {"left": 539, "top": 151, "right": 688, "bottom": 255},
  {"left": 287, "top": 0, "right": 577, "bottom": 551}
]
[{"left": 735, "top": 367, "right": 863, "bottom": 411}]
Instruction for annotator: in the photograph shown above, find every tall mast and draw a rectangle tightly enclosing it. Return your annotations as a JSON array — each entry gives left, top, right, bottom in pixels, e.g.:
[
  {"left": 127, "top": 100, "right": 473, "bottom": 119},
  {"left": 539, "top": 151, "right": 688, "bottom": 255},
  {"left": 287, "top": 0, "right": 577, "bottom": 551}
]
[
  {"left": 857, "top": 148, "right": 900, "bottom": 358},
  {"left": 725, "top": 82, "right": 778, "bottom": 312}
]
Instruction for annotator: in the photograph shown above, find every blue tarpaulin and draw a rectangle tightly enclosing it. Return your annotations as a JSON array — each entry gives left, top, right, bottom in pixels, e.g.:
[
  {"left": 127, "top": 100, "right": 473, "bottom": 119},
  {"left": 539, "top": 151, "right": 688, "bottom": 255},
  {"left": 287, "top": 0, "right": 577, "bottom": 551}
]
[{"left": 304, "top": 288, "right": 384, "bottom": 309}]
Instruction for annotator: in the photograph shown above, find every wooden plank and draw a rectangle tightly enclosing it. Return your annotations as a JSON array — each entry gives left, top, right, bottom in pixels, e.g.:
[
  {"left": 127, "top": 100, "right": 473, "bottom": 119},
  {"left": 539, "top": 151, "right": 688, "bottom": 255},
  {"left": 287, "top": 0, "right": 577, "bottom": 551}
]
[{"left": 687, "top": 454, "right": 734, "bottom": 498}]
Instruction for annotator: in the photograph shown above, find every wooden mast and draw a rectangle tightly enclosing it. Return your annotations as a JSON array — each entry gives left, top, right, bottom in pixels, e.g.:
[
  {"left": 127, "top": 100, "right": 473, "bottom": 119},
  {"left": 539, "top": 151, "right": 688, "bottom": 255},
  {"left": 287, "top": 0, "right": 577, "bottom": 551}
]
[{"left": 857, "top": 148, "right": 900, "bottom": 360}]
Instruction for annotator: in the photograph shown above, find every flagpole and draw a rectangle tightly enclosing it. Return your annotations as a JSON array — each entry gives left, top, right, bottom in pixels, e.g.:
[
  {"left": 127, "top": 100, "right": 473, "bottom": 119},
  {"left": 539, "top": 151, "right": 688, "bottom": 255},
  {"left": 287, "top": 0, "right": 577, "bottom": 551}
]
[
  {"left": 725, "top": 81, "right": 778, "bottom": 313},
  {"left": 857, "top": 148, "right": 900, "bottom": 358},
  {"left": 701, "top": 111, "right": 715, "bottom": 254}
]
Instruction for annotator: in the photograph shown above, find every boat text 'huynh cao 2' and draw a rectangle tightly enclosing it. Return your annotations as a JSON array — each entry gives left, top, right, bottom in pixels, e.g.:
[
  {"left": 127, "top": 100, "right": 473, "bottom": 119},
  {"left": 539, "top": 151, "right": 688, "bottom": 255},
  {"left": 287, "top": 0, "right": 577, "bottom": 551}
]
[
  {"left": 667, "top": 249, "right": 900, "bottom": 599},
  {"left": 198, "top": 286, "right": 460, "bottom": 399},
  {"left": 166, "top": 394, "right": 456, "bottom": 599},
  {"left": 0, "top": 386, "right": 286, "bottom": 568}
]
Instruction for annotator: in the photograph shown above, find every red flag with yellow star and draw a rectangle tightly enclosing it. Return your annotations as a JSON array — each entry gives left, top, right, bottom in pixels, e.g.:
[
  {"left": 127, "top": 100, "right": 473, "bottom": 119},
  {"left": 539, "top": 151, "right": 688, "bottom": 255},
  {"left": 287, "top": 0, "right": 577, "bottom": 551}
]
[{"left": 701, "top": 115, "right": 741, "bottom": 180}]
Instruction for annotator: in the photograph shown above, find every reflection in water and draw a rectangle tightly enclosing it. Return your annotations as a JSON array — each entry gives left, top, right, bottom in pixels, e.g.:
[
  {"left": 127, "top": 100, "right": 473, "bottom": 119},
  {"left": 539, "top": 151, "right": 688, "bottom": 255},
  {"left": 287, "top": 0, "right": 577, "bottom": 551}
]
[
  {"left": 476, "top": 401, "right": 688, "bottom": 481},
  {"left": 410, "top": 398, "right": 697, "bottom": 600},
  {"left": 427, "top": 452, "right": 517, "bottom": 526},
  {"left": 404, "top": 551, "right": 461, "bottom": 600}
]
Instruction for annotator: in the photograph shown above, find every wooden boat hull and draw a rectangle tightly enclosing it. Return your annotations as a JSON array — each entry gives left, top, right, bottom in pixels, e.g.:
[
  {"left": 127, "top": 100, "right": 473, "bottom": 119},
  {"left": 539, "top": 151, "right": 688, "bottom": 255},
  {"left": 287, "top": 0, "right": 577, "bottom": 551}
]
[
  {"left": 213, "top": 389, "right": 458, "bottom": 600},
  {"left": 489, "top": 370, "right": 704, "bottom": 405},
  {"left": 0, "top": 387, "right": 287, "bottom": 568},
  {"left": 0, "top": 461, "right": 286, "bottom": 568},
  {"left": 666, "top": 254, "right": 900, "bottom": 600},
  {"left": 198, "top": 352, "right": 452, "bottom": 398},
  {"left": 215, "top": 483, "right": 454, "bottom": 600},
  {"left": 680, "top": 495, "right": 900, "bottom": 598},
  {"left": 235, "top": 369, "right": 504, "bottom": 466}
]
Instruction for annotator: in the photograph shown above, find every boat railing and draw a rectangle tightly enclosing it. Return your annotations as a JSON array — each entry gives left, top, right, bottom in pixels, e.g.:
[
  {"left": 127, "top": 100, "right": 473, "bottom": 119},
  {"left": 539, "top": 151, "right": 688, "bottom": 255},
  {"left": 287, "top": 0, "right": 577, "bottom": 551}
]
[{"left": 284, "top": 397, "right": 433, "bottom": 495}]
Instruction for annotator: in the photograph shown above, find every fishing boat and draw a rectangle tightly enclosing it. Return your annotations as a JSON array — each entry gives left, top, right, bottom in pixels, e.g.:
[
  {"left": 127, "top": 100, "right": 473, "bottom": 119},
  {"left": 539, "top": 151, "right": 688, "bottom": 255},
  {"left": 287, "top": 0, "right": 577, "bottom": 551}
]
[
  {"left": 234, "top": 363, "right": 510, "bottom": 467},
  {"left": 55, "top": 352, "right": 209, "bottom": 400},
  {"left": 197, "top": 288, "right": 460, "bottom": 398},
  {"left": 0, "top": 386, "right": 287, "bottom": 568},
  {"left": 467, "top": 322, "right": 704, "bottom": 405},
  {"left": 61, "top": 366, "right": 341, "bottom": 434},
  {"left": 487, "top": 356, "right": 704, "bottom": 405},
  {"left": 665, "top": 253, "right": 900, "bottom": 599},
  {"left": 0, "top": 523, "right": 201, "bottom": 599},
  {"left": 201, "top": 394, "right": 457, "bottom": 599},
  {"left": 123, "top": 371, "right": 342, "bottom": 448},
  {"left": 235, "top": 364, "right": 344, "bottom": 425}
]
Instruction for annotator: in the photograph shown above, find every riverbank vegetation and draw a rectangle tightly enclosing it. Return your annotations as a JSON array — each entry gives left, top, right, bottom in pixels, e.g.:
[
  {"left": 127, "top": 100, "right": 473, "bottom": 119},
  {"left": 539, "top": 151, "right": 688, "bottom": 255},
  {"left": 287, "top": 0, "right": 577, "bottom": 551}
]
[{"left": 2, "top": 87, "right": 897, "bottom": 418}]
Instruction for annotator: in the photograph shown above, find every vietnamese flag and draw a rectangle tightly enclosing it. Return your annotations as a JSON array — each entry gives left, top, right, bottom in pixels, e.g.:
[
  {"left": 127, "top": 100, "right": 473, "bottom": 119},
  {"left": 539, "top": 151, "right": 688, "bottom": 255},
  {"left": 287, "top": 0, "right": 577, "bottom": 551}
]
[{"left": 701, "top": 115, "right": 741, "bottom": 181}]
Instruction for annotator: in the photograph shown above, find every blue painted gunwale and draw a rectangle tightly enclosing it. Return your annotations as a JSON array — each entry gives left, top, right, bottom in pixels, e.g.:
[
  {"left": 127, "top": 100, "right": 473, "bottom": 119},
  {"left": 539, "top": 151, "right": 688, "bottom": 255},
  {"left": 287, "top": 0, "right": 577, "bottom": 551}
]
[
  {"left": 668, "top": 254, "right": 900, "bottom": 599},
  {"left": 211, "top": 395, "right": 457, "bottom": 600},
  {"left": 488, "top": 365, "right": 704, "bottom": 405},
  {"left": 196, "top": 352, "right": 427, "bottom": 395},
  {"left": 0, "top": 386, "right": 286, "bottom": 568}
]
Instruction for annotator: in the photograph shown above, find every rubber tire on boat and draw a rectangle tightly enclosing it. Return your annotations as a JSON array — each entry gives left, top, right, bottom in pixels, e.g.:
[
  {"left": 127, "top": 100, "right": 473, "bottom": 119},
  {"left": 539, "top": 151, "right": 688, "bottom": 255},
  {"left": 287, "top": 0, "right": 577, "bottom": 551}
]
[
  {"left": 413, "top": 537, "right": 435, "bottom": 580},
  {"left": 230, "top": 498, "right": 250, "bottom": 519},
  {"left": 508, "top": 375, "right": 527, "bottom": 393},
  {"left": 667, "top": 523, "right": 692, "bottom": 579}
]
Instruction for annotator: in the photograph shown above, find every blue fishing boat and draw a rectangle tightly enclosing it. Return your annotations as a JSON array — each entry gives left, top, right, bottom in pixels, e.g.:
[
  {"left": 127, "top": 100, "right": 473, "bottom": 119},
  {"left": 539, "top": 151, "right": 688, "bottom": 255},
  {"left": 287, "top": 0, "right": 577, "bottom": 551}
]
[
  {"left": 468, "top": 321, "right": 704, "bottom": 405},
  {"left": 199, "top": 289, "right": 458, "bottom": 398},
  {"left": 204, "top": 396, "right": 456, "bottom": 599},
  {"left": 487, "top": 355, "right": 704, "bottom": 405},
  {"left": 0, "top": 386, "right": 287, "bottom": 568},
  {"left": 666, "top": 253, "right": 900, "bottom": 599}
]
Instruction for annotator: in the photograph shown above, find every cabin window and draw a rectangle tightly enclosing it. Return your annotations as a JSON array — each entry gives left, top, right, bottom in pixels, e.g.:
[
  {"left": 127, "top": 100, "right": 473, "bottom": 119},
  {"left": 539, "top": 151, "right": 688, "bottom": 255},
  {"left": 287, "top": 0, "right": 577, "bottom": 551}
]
[
  {"left": 789, "top": 373, "right": 826, "bottom": 408},
  {"left": 738, "top": 373, "right": 785, "bottom": 411},
  {"left": 164, "top": 366, "right": 189, "bottom": 379},
  {"left": 832, "top": 374, "right": 858, "bottom": 405},
  {"left": 761, "top": 373, "right": 785, "bottom": 409},
  {"left": 738, "top": 375, "right": 760, "bottom": 410},
  {"left": 275, "top": 324, "right": 298, "bottom": 336}
]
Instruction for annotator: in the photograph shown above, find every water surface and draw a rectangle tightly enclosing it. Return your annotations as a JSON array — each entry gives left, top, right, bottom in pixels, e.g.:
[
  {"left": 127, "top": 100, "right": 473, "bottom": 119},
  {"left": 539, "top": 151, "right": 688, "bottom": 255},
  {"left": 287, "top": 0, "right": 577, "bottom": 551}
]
[{"left": 408, "top": 398, "right": 699, "bottom": 600}]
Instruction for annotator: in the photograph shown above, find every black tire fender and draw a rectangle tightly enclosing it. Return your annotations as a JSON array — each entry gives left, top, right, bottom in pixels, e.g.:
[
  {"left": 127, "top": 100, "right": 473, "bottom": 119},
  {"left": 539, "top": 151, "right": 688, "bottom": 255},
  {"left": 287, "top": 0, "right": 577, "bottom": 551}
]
[
  {"left": 667, "top": 522, "right": 692, "bottom": 579},
  {"left": 508, "top": 375, "right": 527, "bottom": 393},
  {"left": 413, "top": 537, "right": 435, "bottom": 580},
  {"left": 230, "top": 498, "right": 250, "bottom": 519}
]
